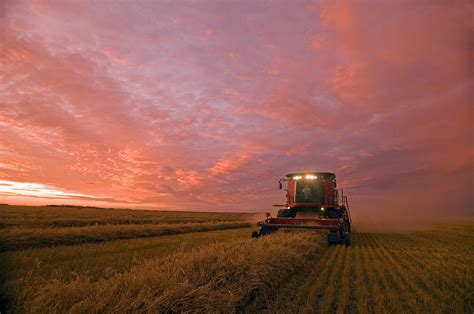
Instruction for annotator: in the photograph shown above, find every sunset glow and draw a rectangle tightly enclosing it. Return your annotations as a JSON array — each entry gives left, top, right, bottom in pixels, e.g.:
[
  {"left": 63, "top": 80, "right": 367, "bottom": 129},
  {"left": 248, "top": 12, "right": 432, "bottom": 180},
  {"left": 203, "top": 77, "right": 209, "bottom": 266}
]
[
  {"left": 0, "top": 180, "right": 98, "bottom": 199},
  {"left": 0, "top": 0, "right": 472, "bottom": 218}
]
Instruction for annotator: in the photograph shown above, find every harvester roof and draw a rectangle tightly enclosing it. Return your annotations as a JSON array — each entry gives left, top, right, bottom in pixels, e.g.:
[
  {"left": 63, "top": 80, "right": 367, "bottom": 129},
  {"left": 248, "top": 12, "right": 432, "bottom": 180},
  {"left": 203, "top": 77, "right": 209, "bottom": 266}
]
[{"left": 286, "top": 172, "right": 336, "bottom": 180}]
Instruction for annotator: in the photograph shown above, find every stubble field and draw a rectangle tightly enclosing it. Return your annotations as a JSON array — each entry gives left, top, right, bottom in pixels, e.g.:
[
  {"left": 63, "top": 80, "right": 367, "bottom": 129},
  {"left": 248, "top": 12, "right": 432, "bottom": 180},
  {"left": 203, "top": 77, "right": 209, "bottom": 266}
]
[{"left": 0, "top": 204, "right": 472, "bottom": 313}]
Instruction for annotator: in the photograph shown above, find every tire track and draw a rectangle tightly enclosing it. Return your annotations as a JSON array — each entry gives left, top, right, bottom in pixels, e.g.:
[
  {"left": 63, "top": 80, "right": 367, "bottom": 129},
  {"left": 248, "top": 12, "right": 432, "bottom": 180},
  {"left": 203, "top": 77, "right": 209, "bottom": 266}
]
[
  {"left": 249, "top": 233, "right": 329, "bottom": 312},
  {"left": 336, "top": 246, "right": 354, "bottom": 314},
  {"left": 300, "top": 245, "right": 343, "bottom": 313},
  {"left": 364, "top": 233, "right": 403, "bottom": 312},
  {"left": 317, "top": 245, "right": 347, "bottom": 313},
  {"left": 360, "top": 233, "right": 385, "bottom": 313},
  {"left": 287, "top": 243, "right": 340, "bottom": 312},
  {"left": 353, "top": 236, "right": 370, "bottom": 314}
]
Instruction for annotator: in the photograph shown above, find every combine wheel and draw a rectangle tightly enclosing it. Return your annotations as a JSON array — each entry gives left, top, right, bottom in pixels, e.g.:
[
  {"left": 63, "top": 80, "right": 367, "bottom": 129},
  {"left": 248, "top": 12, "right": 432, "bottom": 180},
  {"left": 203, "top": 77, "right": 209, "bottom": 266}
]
[
  {"left": 343, "top": 233, "right": 351, "bottom": 246},
  {"left": 251, "top": 227, "right": 276, "bottom": 238},
  {"left": 260, "top": 227, "right": 276, "bottom": 237},
  {"left": 342, "top": 222, "right": 351, "bottom": 246},
  {"left": 327, "top": 230, "right": 341, "bottom": 245}
]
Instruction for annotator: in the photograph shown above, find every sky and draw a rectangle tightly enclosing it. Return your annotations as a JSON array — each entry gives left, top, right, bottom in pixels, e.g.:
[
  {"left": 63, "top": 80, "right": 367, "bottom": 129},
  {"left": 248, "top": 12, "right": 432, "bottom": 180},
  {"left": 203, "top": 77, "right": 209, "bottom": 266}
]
[{"left": 0, "top": 0, "right": 473, "bottom": 222}]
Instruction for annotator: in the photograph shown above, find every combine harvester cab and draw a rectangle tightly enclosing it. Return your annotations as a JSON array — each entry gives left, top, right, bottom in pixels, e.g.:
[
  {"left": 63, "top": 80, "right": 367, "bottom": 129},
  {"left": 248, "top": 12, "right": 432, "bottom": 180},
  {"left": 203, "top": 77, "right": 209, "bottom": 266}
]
[{"left": 252, "top": 172, "right": 352, "bottom": 246}]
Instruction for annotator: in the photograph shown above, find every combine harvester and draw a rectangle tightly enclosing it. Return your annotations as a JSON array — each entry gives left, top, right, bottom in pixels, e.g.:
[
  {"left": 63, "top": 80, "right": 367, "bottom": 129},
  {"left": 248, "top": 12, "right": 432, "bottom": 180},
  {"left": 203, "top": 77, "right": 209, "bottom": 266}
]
[{"left": 252, "top": 172, "right": 352, "bottom": 245}]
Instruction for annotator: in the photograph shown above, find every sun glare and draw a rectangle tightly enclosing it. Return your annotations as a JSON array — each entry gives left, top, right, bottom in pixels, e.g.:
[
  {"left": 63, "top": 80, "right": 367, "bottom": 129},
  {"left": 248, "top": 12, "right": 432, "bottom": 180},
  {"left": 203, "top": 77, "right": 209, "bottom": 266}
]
[{"left": 0, "top": 180, "right": 97, "bottom": 199}]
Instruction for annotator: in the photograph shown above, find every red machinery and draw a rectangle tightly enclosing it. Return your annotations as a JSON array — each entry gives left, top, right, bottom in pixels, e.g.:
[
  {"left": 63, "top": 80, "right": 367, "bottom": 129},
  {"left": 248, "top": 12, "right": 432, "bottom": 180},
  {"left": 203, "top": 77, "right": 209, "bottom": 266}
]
[{"left": 252, "top": 172, "right": 352, "bottom": 245}]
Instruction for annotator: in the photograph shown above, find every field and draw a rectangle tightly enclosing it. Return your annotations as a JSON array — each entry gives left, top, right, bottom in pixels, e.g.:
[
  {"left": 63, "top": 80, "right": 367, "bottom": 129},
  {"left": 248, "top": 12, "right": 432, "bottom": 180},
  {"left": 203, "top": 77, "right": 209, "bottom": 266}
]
[{"left": 0, "top": 205, "right": 472, "bottom": 313}]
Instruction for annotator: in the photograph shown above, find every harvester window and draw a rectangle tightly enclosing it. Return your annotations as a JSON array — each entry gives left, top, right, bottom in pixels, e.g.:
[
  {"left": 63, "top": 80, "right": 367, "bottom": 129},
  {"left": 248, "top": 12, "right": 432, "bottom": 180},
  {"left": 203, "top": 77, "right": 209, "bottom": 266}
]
[
  {"left": 302, "top": 186, "right": 312, "bottom": 200},
  {"left": 295, "top": 180, "right": 323, "bottom": 203}
]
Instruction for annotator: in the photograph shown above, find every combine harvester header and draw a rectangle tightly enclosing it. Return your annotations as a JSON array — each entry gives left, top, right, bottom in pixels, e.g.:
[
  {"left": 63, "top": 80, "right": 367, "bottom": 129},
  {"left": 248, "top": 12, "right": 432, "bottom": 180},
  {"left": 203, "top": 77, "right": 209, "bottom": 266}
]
[{"left": 252, "top": 172, "right": 352, "bottom": 245}]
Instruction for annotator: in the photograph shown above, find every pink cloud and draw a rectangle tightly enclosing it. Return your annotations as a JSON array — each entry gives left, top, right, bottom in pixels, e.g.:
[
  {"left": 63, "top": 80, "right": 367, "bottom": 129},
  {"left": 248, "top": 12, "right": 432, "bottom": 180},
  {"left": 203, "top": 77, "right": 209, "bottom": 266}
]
[
  {"left": 103, "top": 47, "right": 128, "bottom": 65},
  {"left": 0, "top": 0, "right": 472, "bottom": 219},
  {"left": 209, "top": 153, "right": 251, "bottom": 176}
]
